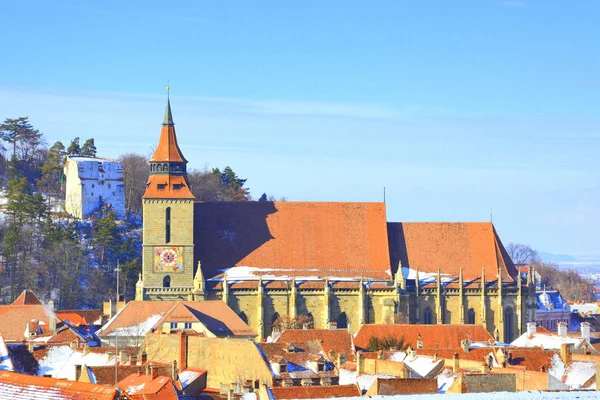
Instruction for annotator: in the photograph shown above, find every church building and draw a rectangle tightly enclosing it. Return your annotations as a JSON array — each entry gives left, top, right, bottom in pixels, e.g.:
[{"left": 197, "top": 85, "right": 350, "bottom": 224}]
[{"left": 136, "top": 96, "right": 537, "bottom": 343}]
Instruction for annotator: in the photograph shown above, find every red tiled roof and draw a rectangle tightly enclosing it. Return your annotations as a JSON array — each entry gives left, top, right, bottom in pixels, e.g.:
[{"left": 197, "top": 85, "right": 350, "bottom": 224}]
[
  {"left": 387, "top": 222, "right": 517, "bottom": 281},
  {"left": 195, "top": 201, "right": 392, "bottom": 280},
  {"left": 143, "top": 174, "right": 194, "bottom": 199},
  {"left": 276, "top": 329, "right": 356, "bottom": 362},
  {"left": 56, "top": 310, "right": 103, "bottom": 326},
  {"left": 269, "top": 384, "right": 360, "bottom": 399},
  {"left": 100, "top": 301, "right": 256, "bottom": 338},
  {"left": 416, "top": 347, "right": 553, "bottom": 371},
  {"left": 149, "top": 124, "right": 187, "bottom": 164},
  {"left": 257, "top": 340, "right": 337, "bottom": 380},
  {"left": 0, "top": 370, "right": 117, "bottom": 399},
  {"left": 353, "top": 324, "right": 494, "bottom": 350},
  {"left": 118, "top": 373, "right": 178, "bottom": 400},
  {"left": 0, "top": 305, "right": 54, "bottom": 342},
  {"left": 12, "top": 290, "right": 42, "bottom": 305}
]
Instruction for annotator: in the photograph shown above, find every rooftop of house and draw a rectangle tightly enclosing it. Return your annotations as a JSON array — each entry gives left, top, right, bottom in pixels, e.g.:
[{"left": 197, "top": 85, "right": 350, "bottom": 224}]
[
  {"left": 511, "top": 330, "right": 589, "bottom": 350},
  {"left": 118, "top": 372, "right": 179, "bottom": 400},
  {"left": 274, "top": 329, "right": 356, "bottom": 362},
  {"left": 268, "top": 384, "right": 360, "bottom": 399},
  {"left": 55, "top": 310, "right": 104, "bottom": 326},
  {"left": 0, "top": 370, "right": 117, "bottom": 400},
  {"left": 257, "top": 340, "right": 337, "bottom": 380},
  {"left": 195, "top": 201, "right": 392, "bottom": 280},
  {"left": 387, "top": 222, "right": 518, "bottom": 282},
  {"left": 368, "top": 377, "right": 439, "bottom": 395},
  {"left": 98, "top": 300, "right": 255, "bottom": 338},
  {"left": 353, "top": 324, "right": 494, "bottom": 351},
  {"left": 537, "top": 289, "right": 570, "bottom": 312}
]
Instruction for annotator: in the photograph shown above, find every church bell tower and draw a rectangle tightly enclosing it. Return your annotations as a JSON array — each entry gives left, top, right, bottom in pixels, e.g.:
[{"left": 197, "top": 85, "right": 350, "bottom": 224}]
[{"left": 137, "top": 89, "right": 196, "bottom": 301}]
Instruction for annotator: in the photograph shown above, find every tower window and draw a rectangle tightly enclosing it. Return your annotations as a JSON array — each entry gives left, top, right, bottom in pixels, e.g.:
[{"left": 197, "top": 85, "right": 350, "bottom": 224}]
[
  {"left": 165, "top": 207, "right": 171, "bottom": 243},
  {"left": 173, "top": 184, "right": 183, "bottom": 190},
  {"left": 163, "top": 275, "right": 171, "bottom": 288},
  {"left": 157, "top": 184, "right": 166, "bottom": 190}
]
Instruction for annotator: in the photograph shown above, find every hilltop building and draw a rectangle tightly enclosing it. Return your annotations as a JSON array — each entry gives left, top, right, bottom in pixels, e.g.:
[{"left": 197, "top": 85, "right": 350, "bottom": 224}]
[
  {"left": 64, "top": 155, "right": 125, "bottom": 219},
  {"left": 135, "top": 95, "right": 537, "bottom": 342}
]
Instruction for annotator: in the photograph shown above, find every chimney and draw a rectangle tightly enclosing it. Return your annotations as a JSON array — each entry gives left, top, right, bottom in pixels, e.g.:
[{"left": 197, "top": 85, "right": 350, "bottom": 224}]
[
  {"left": 129, "top": 355, "right": 137, "bottom": 365},
  {"left": 377, "top": 350, "right": 384, "bottom": 360},
  {"left": 28, "top": 341, "right": 34, "bottom": 353},
  {"left": 453, "top": 352, "right": 460, "bottom": 372},
  {"left": 560, "top": 343, "right": 572, "bottom": 365},
  {"left": 508, "top": 351, "right": 513, "bottom": 362},
  {"left": 558, "top": 322, "right": 568, "bottom": 337},
  {"left": 150, "top": 365, "right": 159, "bottom": 380},
  {"left": 82, "top": 343, "right": 90, "bottom": 356},
  {"left": 416, "top": 334, "right": 424, "bottom": 349},
  {"left": 70, "top": 341, "right": 77, "bottom": 350},
  {"left": 119, "top": 350, "right": 128, "bottom": 364},
  {"left": 337, "top": 353, "right": 347, "bottom": 368},
  {"left": 460, "top": 339, "right": 470, "bottom": 353},
  {"left": 526, "top": 322, "right": 536, "bottom": 337},
  {"left": 179, "top": 332, "right": 188, "bottom": 371},
  {"left": 141, "top": 351, "right": 148, "bottom": 364},
  {"left": 172, "top": 360, "right": 178, "bottom": 381},
  {"left": 581, "top": 322, "right": 591, "bottom": 341}
]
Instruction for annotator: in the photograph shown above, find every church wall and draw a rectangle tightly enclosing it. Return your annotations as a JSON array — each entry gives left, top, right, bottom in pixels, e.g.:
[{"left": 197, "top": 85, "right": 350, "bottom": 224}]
[{"left": 331, "top": 292, "right": 360, "bottom": 331}]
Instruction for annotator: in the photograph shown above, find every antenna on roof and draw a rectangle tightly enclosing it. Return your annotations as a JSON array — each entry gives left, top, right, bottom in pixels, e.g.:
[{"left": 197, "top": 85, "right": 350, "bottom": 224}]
[{"left": 383, "top": 187, "right": 386, "bottom": 204}]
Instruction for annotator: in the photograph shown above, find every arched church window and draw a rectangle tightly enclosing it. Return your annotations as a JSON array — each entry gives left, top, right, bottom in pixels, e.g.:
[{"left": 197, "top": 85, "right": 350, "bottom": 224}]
[
  {"left": 165, "top": 207, "right": 171, "bottom": 243},
  {"left": 336, "top": 312, "right": 349, "bottom": 329},
  {"left": 423, "top": 307, "right": 433, "bottom": 324},
  {"left": 468, "top": 308, "right": 476, "bottom": 324},
  {"left": 163, "top": 275, "right": 171, "bottom": 288},
  {"left": 504, "top": 308, "right": 514, "bottom": 342}
]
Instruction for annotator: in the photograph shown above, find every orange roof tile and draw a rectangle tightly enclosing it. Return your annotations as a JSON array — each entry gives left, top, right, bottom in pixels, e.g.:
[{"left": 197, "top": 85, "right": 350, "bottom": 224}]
[
  {"left": 56, "top": 310, "right": 103, "bottom": 326},
  {"left": 149, "top": 123, "right": 187, "bottom": 164},
  {"left": 195, "top": 201, "right": 392, "bottom": 280},
  {"left": 12, "top": 290, "right": 42, "bottom": 305},
  {"left": 353, "top": 324, "right": 493, "bottom": 350},
  {"left": 276, "top": 329, "right": 356, "bottom": 361},
  {"left": 0, "top": 370, "right": 117, "bottom": 399},
  {"left": 370, "top": 377, "right": 438, "bottom": 395},
  {"left": 119, "top": 373, "right": 178, "bottom": 400},
  {"left": 143, "top": 174, "right": 194, "bottom": 199},
  {"left": 416, "top": 347, "right": 553, "bottom": 371},
  {"left": 0, "top": 305, "right": 54, "bottom": 342},
  {"left": 388, "top": 222, "right": 517, "bottom": 281},
  {"left": 100, "top": 301, "right": 256, "bottom": 338},
  {"left": 269, "top": 384, "right": 360, "bottom": 399}
]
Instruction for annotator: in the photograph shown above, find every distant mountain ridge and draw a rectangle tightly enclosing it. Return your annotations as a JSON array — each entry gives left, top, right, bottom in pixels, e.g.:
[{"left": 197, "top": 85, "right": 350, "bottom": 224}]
[{"left": 539, "top": 251, "right": 577, "bottom": 262}]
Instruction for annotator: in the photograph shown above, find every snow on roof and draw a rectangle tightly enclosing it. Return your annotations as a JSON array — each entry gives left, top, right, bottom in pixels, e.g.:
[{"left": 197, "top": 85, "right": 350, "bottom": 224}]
[
  {"left": 178, "top": 369, "right": 206, "bottom": 389},
  {"left": 37, "top": 345, "right": 115, "bottom": 380},
  {"left": 563, "top": 360, "right": 596, "bottom": 389},
  {"left": 511, "top": 331, "right": 586, "bottom": 350},
  {"left": 338, "top": 368, "right": 396, "bottom": 392},
  {"left": 403, "top": 354, "right": 444, "bottom": 378},
  {"left": 437, "top": 367, "right": 457, "bottom": 393},
  {"left": 216, "top": 266, "right": 390, "bottom": 282},
  {"left": 570, "top": 303, "right": 599, "bottom": 314},
  {"left": 307, "top": 390, "right": 600, "bottom": 400},
  {"left": 0, "top": 336, "right": 13, "bottom": 372}
]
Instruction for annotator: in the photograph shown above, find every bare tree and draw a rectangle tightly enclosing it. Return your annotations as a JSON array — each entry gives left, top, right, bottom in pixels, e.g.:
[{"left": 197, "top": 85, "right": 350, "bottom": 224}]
[
  {"left": 507, "top": 243, "right": 539, "bottom": 265},
  {"left": 119, "top": 153, "right": 148, "bottom": 218}
]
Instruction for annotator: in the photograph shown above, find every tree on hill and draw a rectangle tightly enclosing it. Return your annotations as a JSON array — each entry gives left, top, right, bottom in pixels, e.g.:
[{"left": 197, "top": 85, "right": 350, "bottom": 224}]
[
  {"left": 80, "top": 138, "right": 97, "bottom": 157},
  {"left": 67, "top": 137, "right": 81, "bottom": 155},
  {"left": 0, "top": 117, "right": 44, "bottom": 181},
  {"left": 119, "top": 153, "right": 148, "bottom": 217},
  {"left": 39, "top": 141, "right": 67, "bottom": 195},
  {"left": 508, "top": 242, "right": 595, "bottom": 302},
  {"left": 188, "top": 166, "right": 251, "bottom": 201}
]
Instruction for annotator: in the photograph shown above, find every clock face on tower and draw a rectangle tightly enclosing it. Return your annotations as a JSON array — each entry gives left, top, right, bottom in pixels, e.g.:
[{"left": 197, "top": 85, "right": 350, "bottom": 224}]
[{"left": 153, "top": 246, "right": 184, "bottom": 273}]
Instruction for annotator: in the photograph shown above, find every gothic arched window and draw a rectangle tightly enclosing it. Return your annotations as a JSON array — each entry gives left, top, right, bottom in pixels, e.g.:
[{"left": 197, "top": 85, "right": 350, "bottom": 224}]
[
  {"left": 165, "top": 207, "right": 171, "bottom": 243},
  {"left": 423, "top": 307, "right": 433, "bottom": 324},
  {"left": 163, "top": 275, "right": 171, "bottom": 288},
  {"left": 468, "top": 308, "right": 476, "bottom": 324},
  {"left": 504, "top": 308, "right": 514, "bottom": 342}
]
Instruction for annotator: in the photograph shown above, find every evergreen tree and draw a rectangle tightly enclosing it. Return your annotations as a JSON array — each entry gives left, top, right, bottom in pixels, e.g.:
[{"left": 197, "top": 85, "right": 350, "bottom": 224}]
[
  {"left": 0, "top": 117, "right": 42, "bottom": 181},
  {"left": 39, "top": 141, "right": 66, "bottom": 195},
  {"left": 258, "top": 193, "right": 268, "bottom": 202},
  {"left": 81, "top": 138, "right": 97, "bottom": 157},
  {"left": 67, "top": 137, "right": 81, "bottom": 155},
  {"left": 93, "top": 211, "right": 120, "bottom": 267}
]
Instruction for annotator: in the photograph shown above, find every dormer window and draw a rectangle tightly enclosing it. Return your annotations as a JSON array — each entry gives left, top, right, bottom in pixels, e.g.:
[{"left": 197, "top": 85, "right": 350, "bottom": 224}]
[
  {"left": 280, "top": 363, "right": 287, "bottom": 373},
  {"left": 317, "top": 362, "right": 325, "bottom": 372}
]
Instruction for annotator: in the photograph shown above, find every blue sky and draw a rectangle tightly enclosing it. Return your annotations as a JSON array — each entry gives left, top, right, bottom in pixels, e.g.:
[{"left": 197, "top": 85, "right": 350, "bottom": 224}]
[{"left": 0, "top": 1, "right": 599, "bottom": 257}]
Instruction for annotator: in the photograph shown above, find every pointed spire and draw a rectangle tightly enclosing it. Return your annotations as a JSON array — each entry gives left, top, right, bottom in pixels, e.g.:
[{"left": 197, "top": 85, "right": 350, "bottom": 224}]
[{"left": 163, "top": 85, "right": 174, "bottom": 126}]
